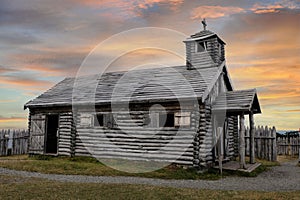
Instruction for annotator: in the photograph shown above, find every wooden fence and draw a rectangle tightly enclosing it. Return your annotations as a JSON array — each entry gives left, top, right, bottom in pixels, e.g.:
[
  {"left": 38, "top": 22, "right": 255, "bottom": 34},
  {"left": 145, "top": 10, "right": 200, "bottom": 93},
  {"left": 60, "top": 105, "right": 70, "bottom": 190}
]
[
  {"left": 244, "top": 126, "right": 277, "bottom": 161},
  {"left": 0, "top": 129, "right": 29, "bottom": 156},
  {"left": 277, "top": 135, "right": 300, "bottom": 156}
]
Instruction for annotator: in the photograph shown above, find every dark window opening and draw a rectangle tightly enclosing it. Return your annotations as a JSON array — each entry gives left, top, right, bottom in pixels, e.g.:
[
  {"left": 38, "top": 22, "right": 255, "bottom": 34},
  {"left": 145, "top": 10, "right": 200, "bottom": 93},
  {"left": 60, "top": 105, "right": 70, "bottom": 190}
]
[
  {"left": 143, "top": 114, "right": 151, "bottom": 126},
  {"left": 45, "top": 114, "right": 59, "bottom": 154},
  {"left": 94, "top": 113, "right": 116, "bottom": 128},
  {"left": 197, "top": 41, "right": 207, "bottom": 52},
  {"left": 159, "top": 113, "right": 174, "bottom": 127},
  {"left": 94, "top": 114, "right": 104, "bottom": 126}
]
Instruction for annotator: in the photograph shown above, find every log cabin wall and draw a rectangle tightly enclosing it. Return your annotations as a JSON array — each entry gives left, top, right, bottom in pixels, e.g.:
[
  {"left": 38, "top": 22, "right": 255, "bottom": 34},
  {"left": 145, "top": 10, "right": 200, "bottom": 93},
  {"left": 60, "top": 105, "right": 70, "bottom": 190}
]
[
  {"left": 199, "top": 72, "right": 238, "bottom": 167},
  {"left": 74, "top": 102, "right": 200, "bottom": 165},
  {"left": 58, "top": 112, "right": 74, "bottom": 156},
  {"left": 227, "top": 115, "right": 238, "bottom": 159},
  {"left": 28, "top": 107, "right": 74, "bottom": 156},
  {"left": 185, "top": 37, "right": 225, "bottom": 69}
]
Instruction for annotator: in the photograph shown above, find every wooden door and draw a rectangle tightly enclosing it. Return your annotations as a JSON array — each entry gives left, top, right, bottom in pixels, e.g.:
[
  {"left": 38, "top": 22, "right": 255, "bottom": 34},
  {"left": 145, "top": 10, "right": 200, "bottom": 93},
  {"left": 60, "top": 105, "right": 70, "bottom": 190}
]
[
  {"left": 29, "top": 114, "right": 46, "bottom": 154},
  {"left": 45, "top": 115, "right": 59, "bottom": 154}
]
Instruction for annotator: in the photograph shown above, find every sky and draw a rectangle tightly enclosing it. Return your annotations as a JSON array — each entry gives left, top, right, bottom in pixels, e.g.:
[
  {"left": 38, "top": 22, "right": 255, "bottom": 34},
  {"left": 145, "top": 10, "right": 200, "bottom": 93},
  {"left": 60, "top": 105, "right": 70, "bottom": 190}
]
[{"left": 0, "top": 0, "right": 299, "bottom": 131}]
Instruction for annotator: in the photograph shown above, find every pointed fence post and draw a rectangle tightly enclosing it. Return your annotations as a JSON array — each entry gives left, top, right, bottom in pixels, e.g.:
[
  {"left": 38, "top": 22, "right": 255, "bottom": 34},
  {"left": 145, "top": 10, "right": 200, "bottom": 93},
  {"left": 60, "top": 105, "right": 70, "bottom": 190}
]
[
  {"left": 239, "top": 113, "right": 246, "bottom": 169},
  {"left": 270, "top": 126, "right": 276, "bottom": 161}
]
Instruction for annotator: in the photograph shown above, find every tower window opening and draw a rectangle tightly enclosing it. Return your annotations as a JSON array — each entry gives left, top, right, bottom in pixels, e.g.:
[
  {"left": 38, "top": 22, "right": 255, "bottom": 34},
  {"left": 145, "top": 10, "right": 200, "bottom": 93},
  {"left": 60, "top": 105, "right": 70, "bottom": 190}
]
[{"left": 197, "top": 41, "right": 207, "bottom": 52}]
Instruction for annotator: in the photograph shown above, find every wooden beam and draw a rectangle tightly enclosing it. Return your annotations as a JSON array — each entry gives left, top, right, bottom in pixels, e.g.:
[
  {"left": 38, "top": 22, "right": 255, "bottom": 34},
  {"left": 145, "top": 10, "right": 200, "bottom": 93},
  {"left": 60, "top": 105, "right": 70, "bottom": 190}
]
[
  {"left": 249, "top": 113, "right": 255, "bottom": 164},
  {"left": 239, "top": 113, "right": 246, "bottom": 169}
]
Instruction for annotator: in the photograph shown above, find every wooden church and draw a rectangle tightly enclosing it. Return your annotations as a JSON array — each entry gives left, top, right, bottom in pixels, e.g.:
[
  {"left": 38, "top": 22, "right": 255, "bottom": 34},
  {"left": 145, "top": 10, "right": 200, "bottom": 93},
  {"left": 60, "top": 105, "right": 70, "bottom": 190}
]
[{"left": 24, "top": 21, "right": 261, "bottom": 169}]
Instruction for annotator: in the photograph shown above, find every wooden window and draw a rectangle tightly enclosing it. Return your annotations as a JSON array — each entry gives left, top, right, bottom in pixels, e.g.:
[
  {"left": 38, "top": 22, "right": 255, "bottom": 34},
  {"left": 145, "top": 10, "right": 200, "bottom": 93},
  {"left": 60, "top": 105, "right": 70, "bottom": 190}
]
[
  {"left": 80, "top": 114, "right": 92, "bottom": 127},
  {"left": 94, "top": 114, "right": 104, "bottom": 127},
  {"left": 93, "top": 113, "right": 116, "bottom": 128},
  {"left": 159, "top": 113, "right": 174, "bottom": 127},
  {"left": 175, "top": 112, "right": 190, "bottom": 127},
  {"left": 197, "top": 41, "right": 207, "bottom": 52}
]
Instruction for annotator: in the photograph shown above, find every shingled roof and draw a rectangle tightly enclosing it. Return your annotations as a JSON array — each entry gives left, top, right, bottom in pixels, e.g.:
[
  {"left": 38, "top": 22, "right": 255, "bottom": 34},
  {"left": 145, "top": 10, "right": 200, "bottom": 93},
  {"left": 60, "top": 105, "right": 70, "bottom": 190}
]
[
  {"left": 25, "top": 62, "right": 227, "bottom": 109},
  {"left": 185, "top": 30, "right": 226, "bottom": 44},
  {"left": 212, "top": 89, "right": 261, "bottom": 114}
]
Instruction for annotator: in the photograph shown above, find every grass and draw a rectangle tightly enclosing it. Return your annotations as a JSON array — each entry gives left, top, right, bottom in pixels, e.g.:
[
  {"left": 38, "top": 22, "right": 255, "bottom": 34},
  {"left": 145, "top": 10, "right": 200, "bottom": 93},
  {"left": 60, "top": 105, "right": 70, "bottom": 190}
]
[
  {"left": 0, "top": 155, "right": 279, "bottom": 180},
  {"left": 0, "top": 155, "right": 220, "bottom": 180},
  {"left": 277, "top": 155, "right": 299, "bottom": 163},
  {"left": 0, "top": 174, "right": 299, "bottom": 200}
]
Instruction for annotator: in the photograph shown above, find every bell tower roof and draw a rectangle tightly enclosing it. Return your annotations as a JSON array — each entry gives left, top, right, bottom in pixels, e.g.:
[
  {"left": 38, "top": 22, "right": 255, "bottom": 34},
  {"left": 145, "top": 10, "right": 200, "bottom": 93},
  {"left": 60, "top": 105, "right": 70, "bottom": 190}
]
[
  {"left": 184, "top": 19, "right": 226, "bottom": 44},
  {"left": 183, "top": 19, "right": 226, "bottom": 69}
]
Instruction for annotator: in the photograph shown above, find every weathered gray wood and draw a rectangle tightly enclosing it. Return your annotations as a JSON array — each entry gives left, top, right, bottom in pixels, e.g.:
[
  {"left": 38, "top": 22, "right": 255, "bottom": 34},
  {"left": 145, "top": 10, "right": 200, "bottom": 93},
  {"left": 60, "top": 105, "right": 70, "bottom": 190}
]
[
  {"left": 277, "top": 133, "right": 299, "bottom": 157},
  {"left": 249, "top": 113, "right": 255, "bottom": 164},
  {"left": 28, "top": 114, "right": 45, "bottom": 154},
  {"left": 239, "top": 114, "right": 246, "bottom": 169},
  {"left": 212, "top": 89, "right": 261, "bottom": 114},
  {"left": 0, "top": 129, "right": 29, "bottom": 156}
]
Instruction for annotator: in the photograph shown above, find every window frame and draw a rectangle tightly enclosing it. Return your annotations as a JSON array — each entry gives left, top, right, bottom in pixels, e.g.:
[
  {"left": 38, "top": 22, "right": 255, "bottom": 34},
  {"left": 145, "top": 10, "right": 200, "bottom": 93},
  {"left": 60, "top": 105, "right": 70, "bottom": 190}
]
[
  {"left": 196, "top": 41, "right": 207, "bottom": 52},
  {"left": 174, "top": 112, "right": 191, "bottom": 127}
]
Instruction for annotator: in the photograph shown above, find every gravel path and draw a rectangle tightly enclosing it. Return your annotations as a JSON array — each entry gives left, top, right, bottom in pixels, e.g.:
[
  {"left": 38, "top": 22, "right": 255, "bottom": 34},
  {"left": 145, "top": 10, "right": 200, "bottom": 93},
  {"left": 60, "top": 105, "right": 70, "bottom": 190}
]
[{"left": 0, "top": 160, "right": 299, "bottom": 191}]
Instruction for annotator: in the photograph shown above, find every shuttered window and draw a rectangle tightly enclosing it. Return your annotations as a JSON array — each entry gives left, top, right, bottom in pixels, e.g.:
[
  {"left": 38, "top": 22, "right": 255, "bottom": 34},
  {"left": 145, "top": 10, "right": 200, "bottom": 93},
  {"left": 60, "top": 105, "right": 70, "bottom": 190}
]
[
  {"left": 175, "top": 112, "right": 190, "bottom": 127},
  {"left": 80, "top": 114, "right": 92, "bottom": 127}
]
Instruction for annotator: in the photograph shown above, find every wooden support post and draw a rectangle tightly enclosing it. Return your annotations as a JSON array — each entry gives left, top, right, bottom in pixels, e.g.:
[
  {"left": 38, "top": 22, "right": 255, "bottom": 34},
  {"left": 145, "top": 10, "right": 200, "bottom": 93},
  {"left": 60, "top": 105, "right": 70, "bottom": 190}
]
[
  {"left": 249, "top": 113, "right": 255, "bottom": 164},
  {"left": 239, "top": 114, "right": 246, "bottom": 169}
]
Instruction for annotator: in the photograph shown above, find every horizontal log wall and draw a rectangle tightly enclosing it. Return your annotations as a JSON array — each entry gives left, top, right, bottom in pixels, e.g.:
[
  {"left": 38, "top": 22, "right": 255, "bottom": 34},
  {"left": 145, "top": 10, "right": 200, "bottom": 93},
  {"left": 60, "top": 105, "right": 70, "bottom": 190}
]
[
  {"left": 227, "top": 115, "right": 238, "bottom": 159},
  {"left": 75, "top": 103, "right": 199, "bottom": 165},
  {"left": 58, "top": 112, "right": 73, "bottom": 156}
]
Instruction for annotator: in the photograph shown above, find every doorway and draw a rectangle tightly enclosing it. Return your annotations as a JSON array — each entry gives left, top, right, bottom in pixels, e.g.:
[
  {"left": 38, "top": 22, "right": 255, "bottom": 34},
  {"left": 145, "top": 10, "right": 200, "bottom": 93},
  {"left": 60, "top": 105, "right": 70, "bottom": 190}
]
[{"left": 45, "top": 115, "right": 59, "bottom": 154}]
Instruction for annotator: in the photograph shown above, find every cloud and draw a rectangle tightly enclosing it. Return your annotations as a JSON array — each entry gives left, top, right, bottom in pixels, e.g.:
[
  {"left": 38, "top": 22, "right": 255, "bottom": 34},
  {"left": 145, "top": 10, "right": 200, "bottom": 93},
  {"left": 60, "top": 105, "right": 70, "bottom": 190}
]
[
  {"left": 0, "top": 65, "right": 16, "bottom": 74},
  {"left": 0, "top": 99, "right": 17, "bottom": 103},
  {"left": 0, "top": 74, "right": 53, "bottom": 91},
  {"left": 191, "top": 1, "right": 300, "bottom": 20},
  {"left": 191, "top": 6, "right": 245, "bottom": 19},
  {"left": 9, "top": 46, "right": 93, "bottom": 77},
  {"left": 251, "top": 3, "right": 284, "bottom": 14},
  {"left": 286, "top": 109, "right": 300, "bottom": 112},
  {"left": 0, "top": 32, "right": 40, "bottom": 46},
  {"left": 0, "top": 116, "right": 26, "bottom": 123}
]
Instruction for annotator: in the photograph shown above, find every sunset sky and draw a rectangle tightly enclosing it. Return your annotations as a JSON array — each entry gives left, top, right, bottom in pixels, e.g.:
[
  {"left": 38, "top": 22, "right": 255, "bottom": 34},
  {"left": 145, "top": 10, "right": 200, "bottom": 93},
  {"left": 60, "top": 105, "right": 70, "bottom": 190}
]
[{"left": 0, "top": 0, "right": 299, "bottom": 130}]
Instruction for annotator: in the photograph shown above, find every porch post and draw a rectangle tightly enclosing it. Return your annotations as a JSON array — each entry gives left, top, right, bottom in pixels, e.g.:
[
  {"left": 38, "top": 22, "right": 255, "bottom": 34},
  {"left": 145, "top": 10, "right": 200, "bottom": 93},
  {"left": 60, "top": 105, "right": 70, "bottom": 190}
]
[
  {"left": 249, "top": 112, "right": 255, "bottom": 164},
  {"left": 239, "top": 113, "right": 246, "bottom": 169}
]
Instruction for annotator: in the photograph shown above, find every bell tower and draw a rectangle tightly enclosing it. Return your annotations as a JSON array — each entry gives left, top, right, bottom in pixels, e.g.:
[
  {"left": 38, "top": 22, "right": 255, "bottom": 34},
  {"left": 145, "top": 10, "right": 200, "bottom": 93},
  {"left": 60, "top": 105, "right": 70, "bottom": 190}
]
[{"left": 183, "top": 19, "right": 226, "bottom": 69}]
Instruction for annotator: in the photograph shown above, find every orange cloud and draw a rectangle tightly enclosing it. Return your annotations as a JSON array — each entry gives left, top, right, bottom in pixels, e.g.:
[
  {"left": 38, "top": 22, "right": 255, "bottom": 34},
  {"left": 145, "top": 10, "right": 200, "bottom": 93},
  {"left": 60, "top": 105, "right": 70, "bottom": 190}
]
[
  {"left": 0, "top": 76, "right": 53, "bottom": 91},
  {"left": 287, "top": 109, "right": 300, "bottom": 112},
  {"left": 0, "top": 99, "right": 17, "bottom": 103},
  {"left": 24, "top": 64, "right": 62, "bottom": 75},
  {"left": 0, "top": 117, "right": 26, "bottom": 123},
  {"left": 137, "top": 0, "right": 183, "bottom": 10},
  {"left": 78, "top": 0, "right": 184, "bottom": 16},
  {"left": 191, "top": 6, "right": 245, "bottom": 19},
  {"left": 251, "top": 3, "right": 284, "bottom": 14}
]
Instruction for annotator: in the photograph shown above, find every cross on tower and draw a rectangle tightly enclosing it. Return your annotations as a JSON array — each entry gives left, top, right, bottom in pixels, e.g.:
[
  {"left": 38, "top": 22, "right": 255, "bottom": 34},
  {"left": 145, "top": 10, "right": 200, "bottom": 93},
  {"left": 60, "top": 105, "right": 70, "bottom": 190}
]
[{"left": 202, "top": 18, "right": 207, "bottom": 30}]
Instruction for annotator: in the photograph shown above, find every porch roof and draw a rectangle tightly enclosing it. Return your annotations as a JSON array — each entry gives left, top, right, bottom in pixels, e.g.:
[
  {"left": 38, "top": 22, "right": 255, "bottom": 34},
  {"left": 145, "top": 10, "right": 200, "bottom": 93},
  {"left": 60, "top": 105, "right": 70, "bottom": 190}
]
[{"left": 212, "top": 89, "right": 261, "bottom": 114}]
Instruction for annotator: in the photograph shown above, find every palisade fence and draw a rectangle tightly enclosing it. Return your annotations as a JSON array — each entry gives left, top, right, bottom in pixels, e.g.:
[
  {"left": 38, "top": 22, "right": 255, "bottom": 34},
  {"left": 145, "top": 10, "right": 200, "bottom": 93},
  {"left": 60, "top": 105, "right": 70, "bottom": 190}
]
[
  {"left": 244, "top": 126, "right": 277, "bottom": 161},
  {"left": 277, "top": 134, "right": 300, "bottom": 156},
  {"left": 0, "top": 129, "right": 29, "bottom": 156}
]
